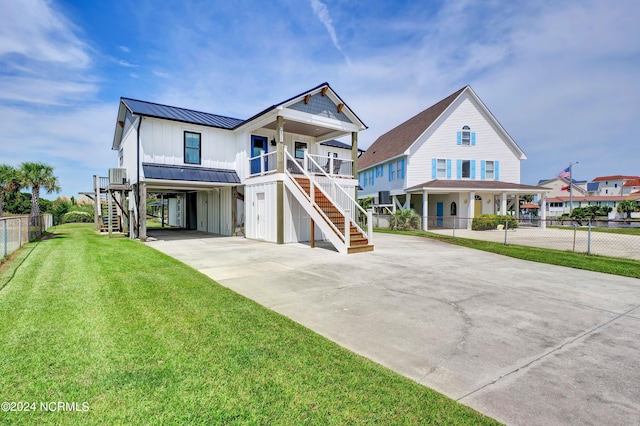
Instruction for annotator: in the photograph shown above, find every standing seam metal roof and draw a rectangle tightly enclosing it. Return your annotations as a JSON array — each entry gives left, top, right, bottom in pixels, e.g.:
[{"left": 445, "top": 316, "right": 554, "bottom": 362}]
[{"left": 121, "top": 98, "right": 244, "bottom": 129}]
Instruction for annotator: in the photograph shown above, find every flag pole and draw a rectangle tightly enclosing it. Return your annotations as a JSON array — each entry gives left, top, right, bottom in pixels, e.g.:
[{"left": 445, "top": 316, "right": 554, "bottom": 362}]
[{"left": 569, "top": 161, "right": 579, "bottom": 215}]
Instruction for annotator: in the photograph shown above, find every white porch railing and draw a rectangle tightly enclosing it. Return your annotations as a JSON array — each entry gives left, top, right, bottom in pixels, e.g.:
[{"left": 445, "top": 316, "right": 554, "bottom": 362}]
[
  {"left": 248, "top": 151, "right": 277, "bottom": 177},
  {"left": 305, "top": 153, "right": 353, "bottom": 178}
]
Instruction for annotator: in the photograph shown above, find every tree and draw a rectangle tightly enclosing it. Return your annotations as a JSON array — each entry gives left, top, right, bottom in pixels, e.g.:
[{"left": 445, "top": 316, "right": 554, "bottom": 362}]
[
  {"left": 617, "top": 200, "right": 638, "bottom": 219},
  {"left": 19, "top": 162, "right": 61, "bottom": 217},
  {"left": 0, "top": 164, "right": 19, "bottom": 217}
]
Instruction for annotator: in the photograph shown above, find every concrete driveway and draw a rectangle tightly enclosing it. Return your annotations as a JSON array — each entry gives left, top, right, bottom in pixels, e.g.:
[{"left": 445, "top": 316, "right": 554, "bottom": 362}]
[{"left": 146, "top": 230, "right": 640, "bottom": 426}]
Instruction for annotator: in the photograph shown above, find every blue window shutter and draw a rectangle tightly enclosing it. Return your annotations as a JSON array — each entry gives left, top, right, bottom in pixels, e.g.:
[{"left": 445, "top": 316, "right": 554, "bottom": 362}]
[
  {"left": 432, "top": 158, "right": 437, "bottom": 179},
  {"left": 388, "top": 164, "right": 392, "bottom": 181},
  {"left": 372, "top": 171, "right": 375, "bottom": 185},
  {"left": 495, "top": 161, "right": 500, "bottom": 180},
  {"left": 471, "top": 160, "right": 476, "bottom": 179},
  {"left": 471, "top": 132, "right": 476, "bottom": 146},
  {"left": 446, "top": 159, "right": 452, "bottom": 179},
  {"left": 481, "top": 160, "right": 486, "bottom": 180},
  {"left": 400, "top": 159, "right": 405, "bottom": 179},
  {"left": 456, "top": 160, "right": 462, "bottom": 179},
  {"left": 457, "top": 132, "right": 462, "bottom": 145}
]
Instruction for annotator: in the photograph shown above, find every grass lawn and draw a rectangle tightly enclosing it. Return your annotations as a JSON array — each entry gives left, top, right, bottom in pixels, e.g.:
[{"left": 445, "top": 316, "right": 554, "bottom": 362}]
[
  {"left": 0, "top": 224, "right": 498, "bottom": 425},
  {"left": 548, "top": 225, "right": 640, "bottom": 236},
  {"left": 375, "top": 228, "right": 640, "bottom": 279}
]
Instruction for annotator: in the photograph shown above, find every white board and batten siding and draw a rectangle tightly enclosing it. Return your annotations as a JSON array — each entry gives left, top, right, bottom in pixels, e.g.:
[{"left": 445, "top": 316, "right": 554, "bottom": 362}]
[
  {"left": 140, "top": 117, "right": 239, "bottom": 170},
  {"left": 244, "top": 182, "right": 278, "bottom": 242},
  {"left": 407, "top": 92, "right": 522, "bottom": 188},
  {"left": 196, "top": 188, "right": 233, "bottom": 235}
]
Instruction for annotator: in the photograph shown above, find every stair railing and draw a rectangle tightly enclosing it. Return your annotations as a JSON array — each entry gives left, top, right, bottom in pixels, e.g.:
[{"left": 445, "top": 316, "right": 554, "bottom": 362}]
[
  {"left": 303, "top": 152, "right": 370, "bottom": 240},
  {"left": 284, "top": 148, "right": 348, "bottom": 242}
]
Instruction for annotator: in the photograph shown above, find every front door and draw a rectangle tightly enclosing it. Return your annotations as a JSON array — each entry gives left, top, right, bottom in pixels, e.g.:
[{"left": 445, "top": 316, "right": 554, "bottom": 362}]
[
  {"left": 436, "top": 202, "right": 444, "bottom": 227},
  {"left": 475, "top": 199, "right": 483, "bottom": 217},
  {"left": 251, "top": 135, "right": 268, "bottom": 174},
  {"left": 256, "top": 192, "right": 265, "bottom": 239}
]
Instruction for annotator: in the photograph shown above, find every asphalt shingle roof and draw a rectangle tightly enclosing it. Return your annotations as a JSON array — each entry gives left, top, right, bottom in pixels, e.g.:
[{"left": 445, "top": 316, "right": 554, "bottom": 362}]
[{"left": 358, "top": 87, "right": 466, "bottom": 169}]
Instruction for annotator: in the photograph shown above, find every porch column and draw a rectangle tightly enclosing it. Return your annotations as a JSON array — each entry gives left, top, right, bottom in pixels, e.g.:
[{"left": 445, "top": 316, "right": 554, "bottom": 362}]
[
  {"left": 467, "top": 191, "right": 475, "bottom": 229},
  {"left": 139, "top": 182, "right": 147, "bottom": 241},
  {"left": 515, "top": 194, "right": 520, "bottom": 219},
  {"left": 501, "top": 192, "right": 507, "bottom": 216},
  {"left": 352, "top": 132, "right": 359, "bottom": 199},
  {"left": 540, "top": 193, "right": 547, "bottom": 229},
  {"left": 422, "top": 190, "right": 429, "bottom": 231},
  {"left": 404, "top": 193, "right": 411, "bottom": 210},
  {"left": 276, "top": 116, "right": 285, "bottom": 244}
]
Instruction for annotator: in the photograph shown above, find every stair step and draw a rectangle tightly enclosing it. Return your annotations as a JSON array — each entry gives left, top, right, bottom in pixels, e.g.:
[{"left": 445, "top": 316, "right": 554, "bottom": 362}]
[{"left": 347, "top": 244, "right": 374, "bottom": 254}]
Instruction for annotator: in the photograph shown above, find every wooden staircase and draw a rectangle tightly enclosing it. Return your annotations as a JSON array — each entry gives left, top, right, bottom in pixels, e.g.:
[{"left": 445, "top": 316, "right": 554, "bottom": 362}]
[
  {"left": 294, "top": 177, "right": 373, "bottom": 254},
  {"left": 100, "top": 201, "right": 121, "bottom": 233}
]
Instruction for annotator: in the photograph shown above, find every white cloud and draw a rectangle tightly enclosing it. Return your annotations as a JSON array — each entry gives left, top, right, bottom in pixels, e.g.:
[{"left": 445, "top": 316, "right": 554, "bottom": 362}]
[
  {"left": 117, "top": 59, "right": 137, "bottom": 68},
  {"left": 118, "top": 45, "right": 130, "bottom": 53},
  {"left": 0, "top": 0, "right": 90, "bottom": 68},
  {"left": 309, "top": 0, "right": 349, "bottom": 62}
]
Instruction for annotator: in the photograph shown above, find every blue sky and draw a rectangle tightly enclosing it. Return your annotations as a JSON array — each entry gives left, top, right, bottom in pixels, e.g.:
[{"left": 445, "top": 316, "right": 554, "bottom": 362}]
[{"left": 1, "top": 0, "right": 638, "bottom": 198}]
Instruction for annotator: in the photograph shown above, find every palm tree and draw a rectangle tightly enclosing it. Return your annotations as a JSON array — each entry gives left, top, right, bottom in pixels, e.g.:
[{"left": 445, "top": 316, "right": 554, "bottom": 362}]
[
  {"left": 0, "top": 164, "right": 19, "bottom": 217},
  {"left": 617, "top": 199, "right": 638, "bottom": 219},
  {"left": 19, "top": 162, "right": 61, "bottom": 216}
]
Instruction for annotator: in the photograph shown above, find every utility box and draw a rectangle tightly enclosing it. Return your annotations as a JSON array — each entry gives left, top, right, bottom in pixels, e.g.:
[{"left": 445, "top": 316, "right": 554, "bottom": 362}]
[
  {"left": 378, "top": 191, "right": 391, "bottom": 204},
  {"left": 109, "top": 168, "right": 127, "bottom": 185}
]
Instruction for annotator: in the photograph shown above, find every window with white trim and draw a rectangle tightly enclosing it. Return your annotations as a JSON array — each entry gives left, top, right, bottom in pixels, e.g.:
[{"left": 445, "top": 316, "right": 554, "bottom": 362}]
[
  {"left": 485, "top": 161, "right": 494, "bottom": 180},
  {"left": 461, "top": 160, "right": 471, "bottom": 178},
  {"left": 461, "top": 125, "right": 471, "bottom": 145},
  {"left": 436, "top": 159, "right": 446, "bottom": 178}
]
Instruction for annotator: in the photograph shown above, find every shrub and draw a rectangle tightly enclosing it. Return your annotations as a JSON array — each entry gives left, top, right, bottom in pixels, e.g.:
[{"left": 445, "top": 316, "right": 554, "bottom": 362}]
[
  {"left": 63, "top": 210, "right": 92, "bottom": 223},
  {"left": 389, "top": 209, "right": 421, "bottom": 231},
  {"left": 472, "top": 214, "right": 518, "bottom": 231}
]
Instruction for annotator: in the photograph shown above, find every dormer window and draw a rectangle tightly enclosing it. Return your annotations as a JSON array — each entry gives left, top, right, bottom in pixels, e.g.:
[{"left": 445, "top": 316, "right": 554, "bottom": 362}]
[
  {"left": 457, "top": 126, "right": 475, "bottom": 146},
  {"left": 462, "top": 125, "right": 471, "bottom": 145}
]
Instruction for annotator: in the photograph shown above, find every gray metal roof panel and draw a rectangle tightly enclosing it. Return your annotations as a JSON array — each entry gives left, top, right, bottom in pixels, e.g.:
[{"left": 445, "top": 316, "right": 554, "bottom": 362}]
[
  {"left": 122, "top": 98, "right": 244, "bottom": 129},
  {"left": 142, "top": 163, "right": 240, "bottom": 184},
  {"left": 320, "top": 139, "right": 365, "bottom": 152}
]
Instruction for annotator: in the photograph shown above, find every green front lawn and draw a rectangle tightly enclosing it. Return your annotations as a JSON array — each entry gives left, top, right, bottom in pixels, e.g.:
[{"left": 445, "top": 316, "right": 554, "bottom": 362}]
[
  {"left": 376, "top": 228, "right": 640, "bottom": 279},
  {"left": 548, "top": 225, "right": 640, "bottom": 236},
  {"left": 0, "top": 224, "right": 498, "bottom": 425}
]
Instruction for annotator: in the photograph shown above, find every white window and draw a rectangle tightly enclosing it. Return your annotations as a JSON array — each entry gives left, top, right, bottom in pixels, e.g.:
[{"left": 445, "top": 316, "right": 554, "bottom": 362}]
[
  {"left": 461, "top": 125, "right": 471, "bottom": 145},
  {"left": 486, "top": 161, "right": 494, "bottom": 179},
  {"left": 436, "top": 159, "right": 446, "bottom": 178}
]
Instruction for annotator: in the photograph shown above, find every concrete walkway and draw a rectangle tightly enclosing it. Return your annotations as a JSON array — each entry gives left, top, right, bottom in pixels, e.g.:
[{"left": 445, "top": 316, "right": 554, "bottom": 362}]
[{"left": 146, "top": 230, "right": 640, "bottom": 426}]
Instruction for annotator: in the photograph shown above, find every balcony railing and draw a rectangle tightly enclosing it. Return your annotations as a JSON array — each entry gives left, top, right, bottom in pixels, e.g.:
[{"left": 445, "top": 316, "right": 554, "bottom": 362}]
[
  {"left": 248, "top": 151, "right": 278, "bottom": 177},
  {"left": 305, "top": 154, "right": 353, "bottom": 178}
]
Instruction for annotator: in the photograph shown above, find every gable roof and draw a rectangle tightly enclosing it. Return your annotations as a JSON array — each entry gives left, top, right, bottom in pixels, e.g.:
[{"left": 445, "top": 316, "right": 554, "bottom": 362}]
[
  {"left": 358, "top": 86, "right": 526, "bottom": 170},
  {"left": 114, "top": 83, "right": 366, "bottom": 149},
  {"left": 623, "top": 178, "right": 640, "bottom": 187},
  {"left": 592, "top": 175, "right": 640, "bottom": 182},
  {"left": 121, "top": 98, "right": 244, "bottom": 129},
  {"left": 537, "top": 177, "right": 587, "bottom": 185},
  {"left": 358, "top": 87, "right": 465, "bottom": 169}
]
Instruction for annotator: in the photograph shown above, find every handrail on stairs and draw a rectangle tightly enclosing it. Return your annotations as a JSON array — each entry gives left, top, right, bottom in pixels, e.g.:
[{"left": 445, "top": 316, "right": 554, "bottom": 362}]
[
  {"left": 303, "top": 151, "right": 370, "bottom": 238},
  {"left": 284, "top": 149, "right": 347, "bottom": 242}
]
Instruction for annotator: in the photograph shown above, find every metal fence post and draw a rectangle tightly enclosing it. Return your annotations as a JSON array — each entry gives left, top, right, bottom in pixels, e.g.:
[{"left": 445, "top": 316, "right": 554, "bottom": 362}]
[
  {"left": 3, "top": 220, "right": 6, "bottom": 258},
  {"left": 504, "top": 219, "right": 508, "bottom": 245},
  {"left": 587, "top": 219, "right": 591, "bottom": 256}
]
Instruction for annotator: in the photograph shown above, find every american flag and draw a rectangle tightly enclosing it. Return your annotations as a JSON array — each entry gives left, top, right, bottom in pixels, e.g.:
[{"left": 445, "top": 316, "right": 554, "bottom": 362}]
[{"left": 557, "top": 167, "right": 570, "bottom": 179}]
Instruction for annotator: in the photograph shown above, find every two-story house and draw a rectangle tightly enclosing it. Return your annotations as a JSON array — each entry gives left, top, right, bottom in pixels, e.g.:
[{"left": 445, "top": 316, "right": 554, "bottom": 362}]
[
  {"left": 102, "top": 83, "right": 373, "bottom": 253},
  {"left": 357, "top": 86, "right": 547, "bottom": 229}
]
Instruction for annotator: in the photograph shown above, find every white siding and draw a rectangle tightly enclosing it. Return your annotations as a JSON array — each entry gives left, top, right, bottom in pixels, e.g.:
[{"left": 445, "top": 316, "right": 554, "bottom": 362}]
[
  {"left": 245, "top": 182, "right": 278, "bottom": 242},
  {"left": 141, "top": 117, "right": 238, "bottom": 170},
  {"left": 120, "top": 120, "right": 140, "bottom": 185},
  {"left": 196, "top": 189, "right": 233, "bottom": 235},
  {"left": 407, "top": 92, "right": 522, "bottom": 187}
]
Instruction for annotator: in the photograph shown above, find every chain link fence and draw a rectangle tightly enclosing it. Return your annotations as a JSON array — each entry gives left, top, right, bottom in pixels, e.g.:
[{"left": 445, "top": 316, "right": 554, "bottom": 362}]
[
  {"left": 373, "top": 214, "right": 640, "bottom": 261},
  {"left": 0, "top": 214, "right": 53, "bottom": 259}
]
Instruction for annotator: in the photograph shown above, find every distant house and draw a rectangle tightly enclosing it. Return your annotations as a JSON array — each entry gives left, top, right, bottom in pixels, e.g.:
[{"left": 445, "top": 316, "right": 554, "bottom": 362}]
[
  {"left": 357, "top": 86, "right": 548, "bottom": 229},
  {"left": 98, "top": 82, "right": 374, "bottom": 253},
  {"left": 541, "top": 174, "right": 640, "bottom": 218}
]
